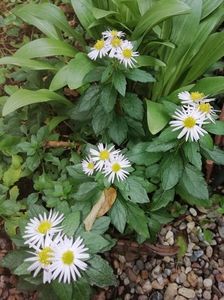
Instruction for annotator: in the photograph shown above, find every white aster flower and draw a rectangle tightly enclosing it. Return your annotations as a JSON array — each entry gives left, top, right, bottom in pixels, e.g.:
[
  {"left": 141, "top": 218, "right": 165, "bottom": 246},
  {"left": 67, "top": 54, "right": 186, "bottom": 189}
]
[
  {"left": 23, "top": 210, "right": 64, "bottom": 248},
  {"left": 25, "top": 235, "right": 55, "bottom": 284},
  {"left": 82, "top": 156, "right": 95, "bottom": 176},
  {"left": 88, "top": 39, "right": 109, "bottom": 60},
  {"left": 106, "top": 36, "right": 123, "bottom": 58},
  {"left": 103, "top": 153, "right": 131, "bottom": 183},
  {"left": 196, "top": 102, "right": 218, "bottom": 123},
  {"left": 102, "top": 29, "right": 125, "bottom": 40},
  {"left": 49, "top": 236, "right": 89, "bottom": 284},
  {"left": 178, "top": 91, "right": 215, "bottom": 105},
  {"left": 170, "top": 106, "right": 207, "bottom": 142},
  {"left": 116, "top": 40, "right": 139, "bottom": 68},
  {"left": 90, "top": 143, "right": 120, "bottom": 171}
]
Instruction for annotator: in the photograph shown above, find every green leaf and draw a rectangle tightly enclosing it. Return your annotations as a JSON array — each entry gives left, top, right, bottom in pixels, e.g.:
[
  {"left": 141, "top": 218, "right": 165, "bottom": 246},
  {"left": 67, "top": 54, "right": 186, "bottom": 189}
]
[
  {"left": 91, "top": 216, "right": 110, "bottom": 234},
  {"left": 62, "top": 211, "right": 80, "bottom": 237},
  {"left": 127, "top": 142, "right": 162, "bottom": 166},
  {"left": 191, "top": 77, "right": 224, "bottom": 96},
  {"left": 201, "top": 147, "right": 224, "bottom": 165},
  {"left": 92, "top": 7, "right": 117, "bottom": 19},
  {"left": 92, "top": 105, "right": 112, "bottom": 134},
  {"left": 125, "top": 69, "right": 155, "bottom": 83},
  {"left": 74, "top": 182, "right": 99, "bottom": 201},
  {"left": 77, "top": 85, "right": 100, "bottom": 112},
  {"left": 71, "top": 0, "right": 96, "bottom": 36},
  {"left": 146, "top": 100, "right": 170, "bottom": 134},
  {"left": 160, "top": 153, "right": 183, "bottom": 190},
  {"left": 204, "top": 121, "right": 224, "bottom": 135},
  {"left": 183, "top": 142, "right": 202, "bottom": 170},
  {"left": 82, "top": 232, "right": 111, "bottom": 253},
  {"left": 86, "top": 255, "right": 117, "bottom": 287},
  {"left": 51, "top": 282, "right": 72, "bottom": 300},
  {"left": 132, "top": 0, "right": 191, "bottom": 39},
  {"left": 117, "top": 176, "right": 149, "bottom": 204},
  {"left": 1, "top": 250, "right": 28, "bottom": 270},
  {"left": 49, "top": 65, "right": 68, "bottom": 91},
  {"left": 184, "top": 32, "right": 224, "bottom": 84},
  {"left": 113, "top": 71, "right": 127, "bottom": 96},
  {"left": 146, "top": 140, "right": 177, "bottom": 152},
  {"left": 126, "top": 202, "right": 149, "bottom": 238},
  {"left": 136, "top": 55, "right": 166, "bottom": 68},
  {"left": 0, "top": 56, "right": 56, "bottom": 70},
  {"left": 2, "top": 89, "right": 70, "bottom": 116},
  {"left": 14, "top": 261, "right": 30, "bottom": 276},
  {"left": 108, "top": 116, "right": 128, "bottom": 145},
  {"left": 67, "top": 53, "right": 95, "bottom": 89},
  {"left": 110, "top": 198, "right": 127, "bottom": 233},
  {"left": 179, "top": 164, "right": 209, "bottom": 200},
  {"left": 150, "top": 188, "right": 175, "bottom": 211},
  {"left": 99, "top": 85, "right": 117, "bottom": 113},
  {"left": 73, "top": 278, "right": 91, "bottom": 300},
  {"left": 121, "top": 93, "right": 143, "bottom": 121},
  {"left": 201, "top": 0, "right": 224, "bottom": 19},
  {"left": 199, "top": 133, "right": 213, "bottom": 150},
  {"left": 3, "top": 155, "right": 22, "bottom": 187},
  {"left": 15, "top": 38, "right": 77, "bottom": 59}
]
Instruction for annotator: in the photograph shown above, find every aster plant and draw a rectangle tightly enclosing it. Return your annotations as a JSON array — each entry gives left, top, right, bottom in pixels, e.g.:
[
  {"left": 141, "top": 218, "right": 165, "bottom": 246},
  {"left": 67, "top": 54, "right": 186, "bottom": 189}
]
[{"left": 0, "top": 0, "right": 224, "bottom": 299}]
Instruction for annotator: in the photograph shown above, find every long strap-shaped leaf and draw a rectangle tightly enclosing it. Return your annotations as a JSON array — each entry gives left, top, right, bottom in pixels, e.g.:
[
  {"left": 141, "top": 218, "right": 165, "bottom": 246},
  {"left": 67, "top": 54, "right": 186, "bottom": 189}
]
[
  {"left": 132, "top": 0, "right": 191, "bottom": 40},
  {"left": 0, "top": 56, "right": 56, "bottom": 70},
  {"left": 14, "top": 38, "right": 77, "bottom": 59},
  {"left": 13, "top": 3, "right": 85, "bottom": 45},
  {"left": 2, "top": 89, "right": 71, "bottom": 116}
]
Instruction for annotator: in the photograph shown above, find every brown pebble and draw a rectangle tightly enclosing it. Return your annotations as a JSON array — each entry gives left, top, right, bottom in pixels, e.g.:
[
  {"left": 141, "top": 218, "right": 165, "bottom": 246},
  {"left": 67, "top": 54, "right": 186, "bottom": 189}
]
[
  {"left": 187, "top": 271, "right": 198, "bottom": 288},
  {"left": 126, "top": 267, "right": 138, "bottom": 282},
  {"left": 141, "top": 270, "right": 149, "bottom": 280},
  {"left": 216, "top": 273, "right": 224, "bottom": 282},
  {"left": 151, "top": 280, "right": 164, "bottom": 290}
]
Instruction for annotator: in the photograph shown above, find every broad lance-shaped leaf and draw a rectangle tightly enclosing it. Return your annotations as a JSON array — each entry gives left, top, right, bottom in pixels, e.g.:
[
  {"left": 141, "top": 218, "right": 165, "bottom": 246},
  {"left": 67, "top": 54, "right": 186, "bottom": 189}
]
[
  {"left": 191, "top": 77, "right": 224, "bottom": 96},
  {"left": 15, "top": 38, "right": 77, "bottom": 59},
  {"left": 146, "top": 100, "right": 170, "bottom": 134},
  {"left": 2, "top": 89, "right": 71, "bottom": 116},
  {"left": 0, "top": 56, "right": 56, "bottom": 70},
  {"left": 132, "top": 0, "right": 191, "bottom": 39}
]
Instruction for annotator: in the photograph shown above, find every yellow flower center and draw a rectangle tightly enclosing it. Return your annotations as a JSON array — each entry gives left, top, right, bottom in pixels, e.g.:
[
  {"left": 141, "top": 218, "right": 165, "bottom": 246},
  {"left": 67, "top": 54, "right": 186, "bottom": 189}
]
[
  {"left": 62, "top": 250, "right": 74, "bottom": 265},
  {"left": 112, "top": 163, "right": 121, "bottom": 173},
  {"left": 37, "top": 221, "right": 52, "bottom": 234},
  {"left": 87, "top": 162, "right": 94, "bottom": 170},
  {"left": 111, "top": 30, "right": 118, "bottom": 37},
  {"left": 99, "top": 150, "right": 110, "bottom": 160},
  {"left": 183, "top": 117, "right": 196, "bottom": 128},
  {"left": 190, "top": 92, "right": 205, "bottom": 101},
  {"left": 111, "top": 37, "right": 121, "bottom": 48},
  {"left": 94, "top": 40, "right": 105, "bottom": 50},
  {"left": 198, "top": 103, "right": 211, "bottom": 113},
  {"left": 122, "top": 49, "right": 133, "bottom": 59},
  {"left": 38, "top": 247, "right": 53, "bottom": 266}
]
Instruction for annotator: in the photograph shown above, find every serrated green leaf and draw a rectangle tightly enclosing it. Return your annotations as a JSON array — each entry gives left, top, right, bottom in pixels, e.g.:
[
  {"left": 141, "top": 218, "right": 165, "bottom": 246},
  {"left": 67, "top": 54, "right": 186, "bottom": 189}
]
[
  {"left": 150, "top": 188, "right": 175, "bottom": 211},
  {"left": 86, "top": 255, "right": 117, "bottom": 287},
  {"left": 113, "top": 71, "right": 126, "bottom": 96},
  {"left": 0, "top": 56, "right": 56, "bottom": 70},
  {"left": 62, "top": 211, "right": 80, "bottom": 237},
  {"left": 204, "top": 121, "right": 224, "bottom": 135},
  {"left": 108, "top": 116, "right": 128, "bottom": 145},
  {"left": 99, "top": 85, "right": 117, "bottom": 113},
  {"left": 121, "top": 93, "right": 143, "bottom": 121},
  {"left": 125, "top": 69, "right": 155, "bottom": 83},
  {"left": 110, "top": 198, "right": 127, "bottom": 233},
  {"left": 126, "top": 202, "right": 149, "bottom": 238}
]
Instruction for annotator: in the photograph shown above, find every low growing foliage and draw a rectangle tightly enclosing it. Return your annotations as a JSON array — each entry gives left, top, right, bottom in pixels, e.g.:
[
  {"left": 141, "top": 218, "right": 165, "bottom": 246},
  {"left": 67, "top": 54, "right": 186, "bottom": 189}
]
[{"left": 0, "top": 0, "right": 224, "bottom": 298}]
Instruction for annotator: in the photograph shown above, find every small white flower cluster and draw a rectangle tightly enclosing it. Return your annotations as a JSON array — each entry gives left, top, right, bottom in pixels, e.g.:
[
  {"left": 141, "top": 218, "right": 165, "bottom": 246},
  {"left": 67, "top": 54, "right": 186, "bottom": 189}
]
[
  {"left": 23, "top": 210, "right": 89, "bottom": 284},
  {"left": 88, "top": 29, "right": 139, "bottom": 68},
  {"left": 82, "top": 143, "right": 131, "bottom": 183},
  {"left": 170, "top": 91, "right": 218, "bottom": 142}
]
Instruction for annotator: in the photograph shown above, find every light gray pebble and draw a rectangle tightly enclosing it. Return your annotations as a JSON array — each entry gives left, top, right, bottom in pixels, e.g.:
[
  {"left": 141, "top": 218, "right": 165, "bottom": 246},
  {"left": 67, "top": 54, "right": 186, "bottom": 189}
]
[
  {"left": 218, "top": 226, "right": 224, "bottom": 239},
  {"left": 203, "top": 290, "right": 211, "bottom": 300},
  {"left": 124, "top": 294, "right": 131, "bottom": 300},
  {"left": 203, "top": 278, "right": 212, "bottom": 289},
  {"left": 124, "top": 278, "right": 130, "bottom": 285},
  {"left": 189, "top": 208, "right": 197, "bottom": 216},
  {"left": 218, "top": 282, "right": 224, "bottom": 294}
]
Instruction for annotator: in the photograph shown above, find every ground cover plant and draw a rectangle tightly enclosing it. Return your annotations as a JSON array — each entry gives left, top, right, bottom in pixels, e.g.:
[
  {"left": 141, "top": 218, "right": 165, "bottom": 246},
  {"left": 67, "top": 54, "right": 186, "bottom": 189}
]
[{"left": 0, "top": 0, "right": 224, "bottom": 299}]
